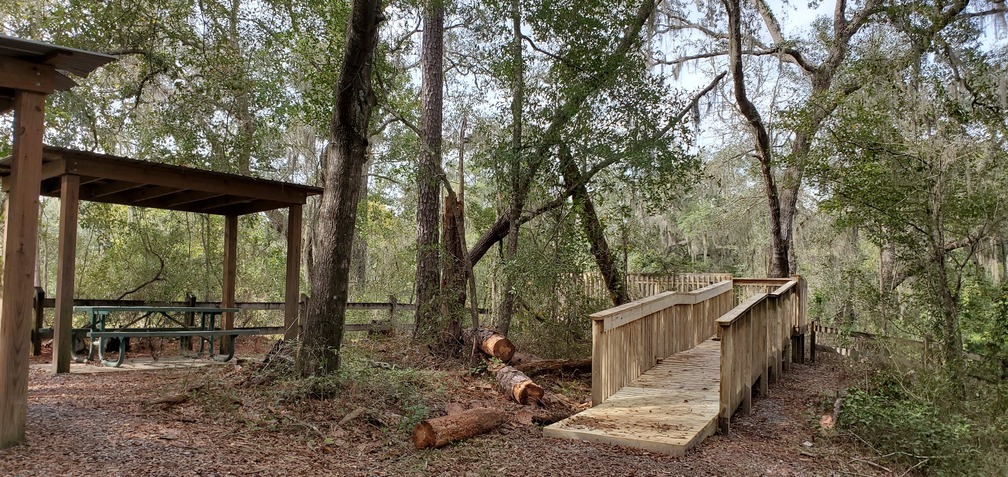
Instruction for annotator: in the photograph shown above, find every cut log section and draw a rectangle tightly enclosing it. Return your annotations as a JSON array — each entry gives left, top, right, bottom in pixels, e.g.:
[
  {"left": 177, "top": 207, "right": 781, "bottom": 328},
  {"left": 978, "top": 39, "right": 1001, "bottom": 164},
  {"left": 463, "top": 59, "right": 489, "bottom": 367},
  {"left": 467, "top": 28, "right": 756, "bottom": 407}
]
[
  {"left": 412, "top": 407, "right": 508, "bottom": 449},
  {"left": 514, "top": 358, "right": 592, "bottom": 377},
  {"left": 495, "top": 365, "right": 544, "bottom": 405},
  {"left": 464, "top": 327, "right": 515, "bottom": 362}
]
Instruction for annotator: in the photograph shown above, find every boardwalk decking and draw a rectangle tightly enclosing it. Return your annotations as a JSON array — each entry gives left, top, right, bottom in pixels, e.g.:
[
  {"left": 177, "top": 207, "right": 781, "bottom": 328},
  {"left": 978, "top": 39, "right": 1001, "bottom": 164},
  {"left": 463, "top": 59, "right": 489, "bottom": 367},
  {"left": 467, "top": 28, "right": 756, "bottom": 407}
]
[{"left": 544, "top": 338, "right": 721, "bottom": 456}]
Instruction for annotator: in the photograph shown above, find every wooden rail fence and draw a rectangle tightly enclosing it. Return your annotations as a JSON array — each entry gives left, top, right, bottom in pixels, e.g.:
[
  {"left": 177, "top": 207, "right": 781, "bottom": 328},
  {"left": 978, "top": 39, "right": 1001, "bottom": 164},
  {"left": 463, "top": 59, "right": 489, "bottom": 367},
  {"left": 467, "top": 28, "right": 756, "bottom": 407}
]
[
  {"left": 28, "top": 289, "right": 433, "bottom": 356},
  {"left": 580, "top": 272, "right": 734, "bottom": 302},
  {"left": 716, "top": 277, "right": 807, "bottom": 433},
  {"left": 590, "top": 280, "right": 735, "bottom": 405}
]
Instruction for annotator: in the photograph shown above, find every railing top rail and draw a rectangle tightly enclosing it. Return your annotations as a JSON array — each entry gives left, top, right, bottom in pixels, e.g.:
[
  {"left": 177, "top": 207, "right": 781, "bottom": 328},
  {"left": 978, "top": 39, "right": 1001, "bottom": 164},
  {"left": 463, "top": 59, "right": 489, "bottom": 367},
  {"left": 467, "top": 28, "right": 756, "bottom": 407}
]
[
  {"left": 769, "top": 280, "right": 797, "bottom": 297},
  {"left": 716, "top": 278, "right": 799, "bottom": 328},
  {"left": 716, "top": 292, "right": 767, "bottom": 327},
  {"left": 590, "top": 280, "right": 732, "bottom": 332},
  {"left": 733, "top": 277, "right": 794, "bottom": 286}
]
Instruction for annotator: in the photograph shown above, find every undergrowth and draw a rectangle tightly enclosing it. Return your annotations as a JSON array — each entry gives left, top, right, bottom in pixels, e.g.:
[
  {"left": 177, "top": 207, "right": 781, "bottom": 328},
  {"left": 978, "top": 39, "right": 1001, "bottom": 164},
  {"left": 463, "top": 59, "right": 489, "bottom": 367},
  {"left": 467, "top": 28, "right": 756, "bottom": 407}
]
[
  {"left": 233, "top": 337, "right": 451, "bottom": 436},
  {"left": 839, "top": 362, "right": 1008, "bottom": 476}
]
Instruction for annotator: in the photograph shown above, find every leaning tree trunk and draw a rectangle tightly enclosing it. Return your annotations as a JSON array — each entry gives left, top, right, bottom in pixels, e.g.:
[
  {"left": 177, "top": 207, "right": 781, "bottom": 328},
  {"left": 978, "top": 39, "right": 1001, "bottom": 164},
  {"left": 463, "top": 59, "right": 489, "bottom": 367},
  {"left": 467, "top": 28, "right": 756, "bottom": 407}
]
[
  {"left": 414, "top": 0, "right": 445, "bottom": 340},
  {"left": 724, "top": 0, "right": 789, "bottom": 278},
  {"left": 560, "top": 144, "right": 629, "bottom": 305},
  {"left": 296, "top": 0, "right": 383, "bottom": 376}
]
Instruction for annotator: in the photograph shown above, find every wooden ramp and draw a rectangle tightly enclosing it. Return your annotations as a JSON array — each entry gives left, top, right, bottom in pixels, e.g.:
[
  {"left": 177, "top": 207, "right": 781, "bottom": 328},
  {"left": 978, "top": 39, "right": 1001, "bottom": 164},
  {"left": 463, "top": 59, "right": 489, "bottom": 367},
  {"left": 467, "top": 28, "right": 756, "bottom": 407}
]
[{"left": 544, "top": 338, "right": 721, "bottom": 456}]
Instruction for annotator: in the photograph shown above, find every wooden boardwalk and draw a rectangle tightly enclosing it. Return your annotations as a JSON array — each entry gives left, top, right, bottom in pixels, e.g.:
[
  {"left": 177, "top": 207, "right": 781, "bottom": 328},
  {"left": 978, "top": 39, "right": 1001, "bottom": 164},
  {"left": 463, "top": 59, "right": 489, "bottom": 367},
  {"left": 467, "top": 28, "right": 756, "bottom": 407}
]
[{"left": 544, "top": 338, "right": 721, "bottom": 456}]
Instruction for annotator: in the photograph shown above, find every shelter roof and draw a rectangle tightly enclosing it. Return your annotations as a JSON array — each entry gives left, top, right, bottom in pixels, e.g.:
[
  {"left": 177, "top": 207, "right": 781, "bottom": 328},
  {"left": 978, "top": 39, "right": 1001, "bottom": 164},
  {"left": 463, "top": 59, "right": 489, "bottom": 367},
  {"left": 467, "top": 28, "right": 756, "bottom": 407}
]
[
  {"left": 0, "top": 146, "right": 322, "bottom": 216},
  {"left": 0, "top": 35, "right": 117, "bottom": 111}
]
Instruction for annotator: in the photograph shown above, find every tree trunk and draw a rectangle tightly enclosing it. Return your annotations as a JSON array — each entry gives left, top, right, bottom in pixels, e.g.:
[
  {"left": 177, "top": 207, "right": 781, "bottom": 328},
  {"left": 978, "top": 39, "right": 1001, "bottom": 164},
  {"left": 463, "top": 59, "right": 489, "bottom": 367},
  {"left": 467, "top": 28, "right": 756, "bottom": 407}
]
[
  {"left": 724, "top": 0, "right": 789, "bottom": 278},
  {"left": 412, "top": 407, "right": 508, "bottom": 449},
  {"left": 414, "top": 0, "right": 445, "bottom": 340},
  {"left": 295, "top": 0, "right": 383, "bottom": 376},
  {"left": 441, "top": 195, "right": 466, "bottom": 343},
  {"left": 559, "top": 144, "right": 629, "bottom": 305},
  {"left": 495, "top": 365, "right": 544, "bottom": 405},
  {"left": 495, "top": 0, "right": 526, "bottom": 338},
  {"left": 351, "top": 154, "right": 373, "bottom": 286}
]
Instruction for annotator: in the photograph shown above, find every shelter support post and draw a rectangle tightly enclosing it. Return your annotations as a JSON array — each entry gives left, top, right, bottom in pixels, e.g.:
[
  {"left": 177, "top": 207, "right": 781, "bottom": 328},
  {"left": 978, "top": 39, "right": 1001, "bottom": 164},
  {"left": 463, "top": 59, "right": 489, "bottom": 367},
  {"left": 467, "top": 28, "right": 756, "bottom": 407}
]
[
  {"left": 53, "top": 174, "right": 80, "bottom": 374},
  {"left": 221, "top": 215, "right": 238, "bottom": 354},
  {"left": 0, "top": 90, "right": 46, "bottom": 448},
  {"left": 284, "top": 204, "right": 303, "bottom": 341}
]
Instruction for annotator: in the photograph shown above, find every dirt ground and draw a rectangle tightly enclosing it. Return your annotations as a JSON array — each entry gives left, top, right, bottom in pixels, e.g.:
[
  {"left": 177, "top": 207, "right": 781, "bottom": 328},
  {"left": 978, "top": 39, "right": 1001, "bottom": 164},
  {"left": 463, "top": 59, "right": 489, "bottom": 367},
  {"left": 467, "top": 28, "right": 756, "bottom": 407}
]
[{"left": 1, "top": 336, "right": 884, "bottom": 476}]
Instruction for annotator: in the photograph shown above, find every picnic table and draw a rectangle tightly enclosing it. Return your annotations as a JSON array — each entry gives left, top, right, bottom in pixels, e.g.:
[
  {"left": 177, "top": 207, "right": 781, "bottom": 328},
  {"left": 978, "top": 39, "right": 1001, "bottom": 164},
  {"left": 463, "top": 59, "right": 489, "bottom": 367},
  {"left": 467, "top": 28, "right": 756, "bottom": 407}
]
[{"left": 74, "top": 306, "right": 258, "bottom": 367}]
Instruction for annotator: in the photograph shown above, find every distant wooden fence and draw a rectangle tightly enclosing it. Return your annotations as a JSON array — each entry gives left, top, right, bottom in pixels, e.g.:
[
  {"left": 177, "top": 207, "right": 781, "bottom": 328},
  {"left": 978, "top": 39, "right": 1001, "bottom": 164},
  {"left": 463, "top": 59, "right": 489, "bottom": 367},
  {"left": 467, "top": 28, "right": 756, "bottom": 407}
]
[
  {"left": 716, "top": 277, "right": 807, "bottom": 433},
  {"left": 29, "top": 288, "right": 424, "bottom": 356},
  {"left": 589, "top": 280, "right": 735, "bottom": 405},
  {"left": 580, "top": 272, "right": 734, "bottom": 302}
]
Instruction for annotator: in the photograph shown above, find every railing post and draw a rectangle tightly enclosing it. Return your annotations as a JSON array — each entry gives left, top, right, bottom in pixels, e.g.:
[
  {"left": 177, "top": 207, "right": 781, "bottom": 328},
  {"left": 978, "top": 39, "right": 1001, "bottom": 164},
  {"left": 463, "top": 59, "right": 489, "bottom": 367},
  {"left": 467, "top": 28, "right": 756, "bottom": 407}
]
[{"left": 32, "top": 287, "right": 44, "bottom": 356}]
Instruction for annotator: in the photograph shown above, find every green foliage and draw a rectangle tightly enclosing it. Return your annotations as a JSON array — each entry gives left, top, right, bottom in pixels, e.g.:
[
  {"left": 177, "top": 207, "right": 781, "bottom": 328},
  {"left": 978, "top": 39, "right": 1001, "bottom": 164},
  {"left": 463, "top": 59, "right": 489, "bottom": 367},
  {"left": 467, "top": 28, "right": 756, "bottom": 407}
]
[
  {"left": 840, "top": 358, "right": 1008, "bottom": 476},
  {"left": 842, "top": 384, "right": 978, "bottom": 475}
]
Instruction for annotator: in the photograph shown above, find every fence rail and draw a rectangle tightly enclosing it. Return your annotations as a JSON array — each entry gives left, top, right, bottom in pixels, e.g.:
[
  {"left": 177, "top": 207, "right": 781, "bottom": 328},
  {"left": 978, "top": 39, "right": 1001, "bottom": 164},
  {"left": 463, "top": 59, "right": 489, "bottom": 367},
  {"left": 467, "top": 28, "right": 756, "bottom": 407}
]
[
  {"left": 590, "top": 280, "right": 735, "bottom": 405},
  {"left": 716, "top": 277, "right": 806, "bottom": 433},
  {"left": 580, "top": 272, "right": 734, "bottom": 302},
  {"left": 29, "top": 288, "right": 425, "bottom": 355}
]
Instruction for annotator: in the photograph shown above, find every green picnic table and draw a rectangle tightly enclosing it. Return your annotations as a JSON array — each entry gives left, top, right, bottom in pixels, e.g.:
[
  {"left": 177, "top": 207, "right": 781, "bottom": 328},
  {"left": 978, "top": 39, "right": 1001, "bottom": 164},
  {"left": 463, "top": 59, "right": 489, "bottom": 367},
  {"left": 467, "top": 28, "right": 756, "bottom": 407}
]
[{"left": 74, "top": 306, "right": 256, "bottom": 367}]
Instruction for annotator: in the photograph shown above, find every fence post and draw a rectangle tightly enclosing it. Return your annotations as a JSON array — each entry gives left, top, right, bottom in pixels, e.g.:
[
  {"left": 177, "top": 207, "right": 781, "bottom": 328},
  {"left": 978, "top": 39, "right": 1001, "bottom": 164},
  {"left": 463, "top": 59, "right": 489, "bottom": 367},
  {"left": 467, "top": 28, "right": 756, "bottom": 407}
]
[
  {"left": 810, "top": 316, "right": 817, "bottom": 363},
  {"left": 32, "top": 287, "right": 44, "bottom": 356},
  {"left": 298, "top": 293, "right": 309, "bottom": 339}
]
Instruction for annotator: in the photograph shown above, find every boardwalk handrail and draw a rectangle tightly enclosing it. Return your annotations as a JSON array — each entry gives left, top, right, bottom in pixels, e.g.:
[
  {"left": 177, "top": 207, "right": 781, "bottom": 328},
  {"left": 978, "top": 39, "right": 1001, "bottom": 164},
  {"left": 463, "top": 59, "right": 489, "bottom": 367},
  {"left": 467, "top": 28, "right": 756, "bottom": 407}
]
[
  {"left": 716, "top": 276, "right": 807, "bottom": 433},
  {"left": 591, "top": 280, "right": 735, "bottom": 405}
]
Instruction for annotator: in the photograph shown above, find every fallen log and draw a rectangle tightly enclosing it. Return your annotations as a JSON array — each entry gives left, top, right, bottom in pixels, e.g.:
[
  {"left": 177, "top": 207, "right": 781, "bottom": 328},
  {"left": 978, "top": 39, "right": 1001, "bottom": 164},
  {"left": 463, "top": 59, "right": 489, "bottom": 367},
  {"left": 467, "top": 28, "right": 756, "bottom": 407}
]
[
  {"left": 495, "top": 365, "right": 544, "bottom": 405},
  {"left": 508, "top": 351, "right": 541, "bottom": 366},
  {"left": 412, "top": 407, "right": 508, "bottom": 449},
  {"left": 515, "top": 358, "right": 592, "bottom": 377},
  {"left": 464, "top": 328, "right": 515, "bottom": 362}
]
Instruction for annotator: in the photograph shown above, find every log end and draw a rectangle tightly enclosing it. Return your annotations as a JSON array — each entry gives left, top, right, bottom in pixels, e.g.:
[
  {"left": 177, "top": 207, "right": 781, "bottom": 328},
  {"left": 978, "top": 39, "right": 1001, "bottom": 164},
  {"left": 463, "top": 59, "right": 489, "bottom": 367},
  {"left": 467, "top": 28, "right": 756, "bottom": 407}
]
[
  {"left": 487, "top": 335, "right": 516, "bottom": 362},
  {"left": 514, "top": 381, "right": 544, "bottom": 405},
  {"left": 412, "top": 421, "right": 436, "bottom": 450}
]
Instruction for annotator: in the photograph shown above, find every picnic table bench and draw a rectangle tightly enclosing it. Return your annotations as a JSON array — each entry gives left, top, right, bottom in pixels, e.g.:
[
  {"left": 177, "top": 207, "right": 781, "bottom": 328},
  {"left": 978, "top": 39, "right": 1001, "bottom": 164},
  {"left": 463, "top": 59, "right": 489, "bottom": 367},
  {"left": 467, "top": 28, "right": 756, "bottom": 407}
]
[{"left": 74, "top": 306, "right": 257, "bottom": 367}]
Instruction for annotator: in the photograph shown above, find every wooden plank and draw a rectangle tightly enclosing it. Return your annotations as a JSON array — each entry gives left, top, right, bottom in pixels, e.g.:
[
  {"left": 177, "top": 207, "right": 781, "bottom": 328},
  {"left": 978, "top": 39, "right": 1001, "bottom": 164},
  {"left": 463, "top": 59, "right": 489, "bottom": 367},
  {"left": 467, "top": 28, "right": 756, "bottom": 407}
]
[
  {"left": 284, "top": 204, "right": 302, "bottom": 341},
  {"left": 0, "top": 57, "right": 55, "bottom": 93},
  {"left": 82, "top": 180, "right": 144, "bottom": 200},
  {"left": 0, "top": 91, "right": 45, "bottom": 448},
  {"left": 221, "top": 215, "right": 238, "bottom": 354},
  {"left": 53, "top": 174, "right": 79, "bottom": 374},
  {"left": 547, "top": 339, "right": 721, "bottom": 456},
  {"left": 716, "top": 293, "right": 766, "bottom": 326}
]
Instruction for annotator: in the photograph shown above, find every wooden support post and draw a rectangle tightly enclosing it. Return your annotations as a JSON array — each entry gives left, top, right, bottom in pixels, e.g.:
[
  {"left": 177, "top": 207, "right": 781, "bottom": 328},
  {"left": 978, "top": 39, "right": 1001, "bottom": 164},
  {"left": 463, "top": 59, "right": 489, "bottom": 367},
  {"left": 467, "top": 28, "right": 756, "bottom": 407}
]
[
  {"left": 221, "top": 215, "right": 238, "bottom": 354},
  {"left": 53, "top": 174, "right": 80, "bottom": 374},
  {"left": 31, "top": 287, "right": 44, "bottom": 356},
  {"left": 0, "top": 90, "right": 46, "bottom": 448},
  {"left": 284, "top": 204, "right": 302, "bottom": 341}
]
